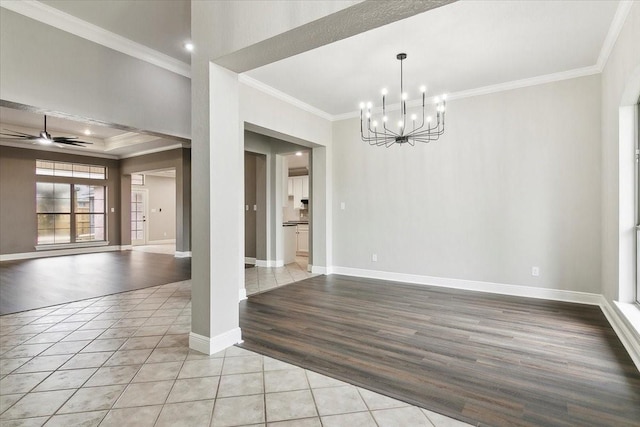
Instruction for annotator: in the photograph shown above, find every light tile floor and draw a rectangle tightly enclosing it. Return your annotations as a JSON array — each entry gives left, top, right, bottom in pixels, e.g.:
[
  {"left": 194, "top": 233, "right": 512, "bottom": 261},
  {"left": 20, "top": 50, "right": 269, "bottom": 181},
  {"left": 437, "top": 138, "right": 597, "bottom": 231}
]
[
  {"left": 245, "top": 257, "right": 318, "bottom": 296},
  {"left": 0, "top": 280, "right": 472, "bottom": 427}
]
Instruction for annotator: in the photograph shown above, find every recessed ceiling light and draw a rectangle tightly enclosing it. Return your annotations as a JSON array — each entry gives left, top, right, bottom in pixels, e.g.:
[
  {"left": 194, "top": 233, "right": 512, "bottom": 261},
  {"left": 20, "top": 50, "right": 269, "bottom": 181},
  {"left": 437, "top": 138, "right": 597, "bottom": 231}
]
[
  {"left": 295, "top": 152, "right": 302, "bottom": 156},
  {"left": 184, "top": 42, "right": 194, "bottom": 52},
  {"left": 83, "top": 129, "right": 91, "bottom": 136}
]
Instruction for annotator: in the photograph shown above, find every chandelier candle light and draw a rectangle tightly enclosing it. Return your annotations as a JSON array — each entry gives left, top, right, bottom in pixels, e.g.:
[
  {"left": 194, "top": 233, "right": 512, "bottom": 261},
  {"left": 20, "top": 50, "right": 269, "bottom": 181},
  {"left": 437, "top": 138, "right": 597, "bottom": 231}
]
[{"left": 360, "top": 53, "right": 447, "bottom": 147}]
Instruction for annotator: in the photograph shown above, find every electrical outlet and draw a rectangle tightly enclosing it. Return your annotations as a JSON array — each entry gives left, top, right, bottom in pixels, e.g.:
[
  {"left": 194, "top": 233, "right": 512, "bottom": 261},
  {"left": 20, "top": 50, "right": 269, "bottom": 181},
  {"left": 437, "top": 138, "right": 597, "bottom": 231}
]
[
  {"left": 340, "top": 202, "right": 346, "bottom": 210},
  {"left": 372, "top": 253, "right": 377, "bottom": 262},
  {"left": 532, "top": 266, "right": 540, "bottom": 277}
]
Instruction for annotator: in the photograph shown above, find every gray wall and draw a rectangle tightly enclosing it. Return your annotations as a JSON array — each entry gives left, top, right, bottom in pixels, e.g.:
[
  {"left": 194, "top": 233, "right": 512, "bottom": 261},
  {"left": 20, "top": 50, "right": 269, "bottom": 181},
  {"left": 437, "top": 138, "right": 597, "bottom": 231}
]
[
  {"left": 331, "top": 74, "right": 602, "bottom": 293},
  {"left": 0, "top": 8, "right": 190, "bottom": 139},
  {"left": 0, "top": 146, "right": 121, "bottom": 255}
]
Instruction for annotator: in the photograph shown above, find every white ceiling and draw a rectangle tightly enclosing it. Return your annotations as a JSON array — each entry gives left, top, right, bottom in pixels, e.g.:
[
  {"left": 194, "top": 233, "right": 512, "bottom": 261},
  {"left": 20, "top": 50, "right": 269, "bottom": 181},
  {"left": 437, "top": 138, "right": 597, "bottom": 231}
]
[
  {"left": 245, "top": 0, "right": 620, "bottom": 116},
  {"left": 0, "top": 107, "right": 184, "bottom": 158}
]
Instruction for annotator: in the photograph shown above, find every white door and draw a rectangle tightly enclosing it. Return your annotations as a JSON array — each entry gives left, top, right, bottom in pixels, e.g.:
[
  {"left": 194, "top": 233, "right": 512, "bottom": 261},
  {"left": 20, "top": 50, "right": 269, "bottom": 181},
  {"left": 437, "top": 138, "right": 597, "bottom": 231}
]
[{"left": 131, "top": 189, "right": 148, "bottom": 246}]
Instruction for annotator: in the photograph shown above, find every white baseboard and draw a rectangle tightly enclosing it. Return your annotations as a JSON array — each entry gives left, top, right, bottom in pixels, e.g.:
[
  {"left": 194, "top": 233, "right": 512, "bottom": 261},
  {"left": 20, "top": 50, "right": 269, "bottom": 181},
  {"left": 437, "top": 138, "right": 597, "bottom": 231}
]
[
  {"left": 239, "top": 288, "right": 247, "bottom": 301},
  {"left": 174, "top": 251, "right": 192, "bottom": 258},
  {"left": 330, "top": 266, "right": 602, "bottom": 305},
  {"left": 189, "top": 328, "right": 242, "bottom": 355},
  {"left": 0, "top": 245, "right": 125, "bottom": 261},
  {"left": 256, "top": 260, "right": 284, "bottom": 268},
  {"left": 311, "top": 265, "right": 331, "bottom": 275},
  {"left": 120, "top": 245, "right": 132, "bottom": 251},
  {"left": 245, "top": 257, "right": 256, "bottom": 265},
  {"left": 147, "top": 239, "right": 176, "bottom": 245},
  {"left": 600, "top": 298, "right": 640, "bottom": 371}
]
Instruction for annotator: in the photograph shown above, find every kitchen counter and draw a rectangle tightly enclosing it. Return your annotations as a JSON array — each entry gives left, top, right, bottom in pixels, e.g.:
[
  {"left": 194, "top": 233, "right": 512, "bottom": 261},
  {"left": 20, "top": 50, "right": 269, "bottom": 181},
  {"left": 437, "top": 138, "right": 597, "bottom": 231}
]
[{"left": 283, "top": 221, "right": 309, "bottom": 225}]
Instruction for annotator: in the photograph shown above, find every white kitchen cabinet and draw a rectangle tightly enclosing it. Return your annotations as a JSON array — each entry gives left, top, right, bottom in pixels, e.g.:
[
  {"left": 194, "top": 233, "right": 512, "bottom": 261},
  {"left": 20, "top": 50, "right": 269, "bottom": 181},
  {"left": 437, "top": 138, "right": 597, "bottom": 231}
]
[
  {"left": 283, "top": 225, "right": 296, "bottom": 264},
  {"left": 288, "top": 175, "right": 309, "bottom": 208},
  {"left": 293, "top": 178, "right": 303, "bottom": 206},
  {"left": 302, "top": 175, "right": 309, "bottom": 198},
  {"left": 296, "top": 223, "right": 309, "bottom": 255}
]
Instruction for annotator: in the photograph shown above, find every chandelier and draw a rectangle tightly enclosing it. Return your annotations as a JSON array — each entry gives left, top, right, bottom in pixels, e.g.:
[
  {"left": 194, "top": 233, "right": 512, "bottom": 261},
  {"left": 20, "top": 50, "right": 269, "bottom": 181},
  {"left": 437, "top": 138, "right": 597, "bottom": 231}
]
[{"left": 359, "top": 53, "right": 447, "bottom": 147}]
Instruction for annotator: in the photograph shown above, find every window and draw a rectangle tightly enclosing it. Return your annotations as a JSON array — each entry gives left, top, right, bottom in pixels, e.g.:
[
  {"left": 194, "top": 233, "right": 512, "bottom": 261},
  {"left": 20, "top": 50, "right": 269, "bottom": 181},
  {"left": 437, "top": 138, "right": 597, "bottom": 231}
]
[
  {"left": 131, "top": 174, "right": 145, "bottom": 186},
  {"left": 36, "top": 160, "right": 106, "bottom": 179},
  {"left": 36, "top": 183, "right": 71, "bottom": 244},
  {"left": 36, "top": 160, "right": 107, "bottom": 246},
  {"left": 75, "top": 185, "right": 105, "bottom": 241},
  {"left": 637, "top": 100, "right": 640, "bottom": 303}
]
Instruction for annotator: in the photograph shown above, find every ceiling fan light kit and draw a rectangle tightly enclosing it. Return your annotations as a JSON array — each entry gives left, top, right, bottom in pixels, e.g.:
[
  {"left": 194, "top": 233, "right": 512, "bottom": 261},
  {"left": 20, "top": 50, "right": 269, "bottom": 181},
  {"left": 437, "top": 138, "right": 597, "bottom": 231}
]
[
  {"left": 359, "top": 53, "right": 447, "bottom": 148},
  {"left": 0, "top": 115, "right": 93, "bottom": 147}
]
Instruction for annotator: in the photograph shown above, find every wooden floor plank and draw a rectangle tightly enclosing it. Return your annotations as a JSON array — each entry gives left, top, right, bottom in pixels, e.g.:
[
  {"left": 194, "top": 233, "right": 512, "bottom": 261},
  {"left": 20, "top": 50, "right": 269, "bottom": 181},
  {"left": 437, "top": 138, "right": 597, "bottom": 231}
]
[
  {"left": 239, "top": 274, "right": 640, "bottom": 427},
  {"left": 0, "top": 251, "right": 191, "bottom": 314}
]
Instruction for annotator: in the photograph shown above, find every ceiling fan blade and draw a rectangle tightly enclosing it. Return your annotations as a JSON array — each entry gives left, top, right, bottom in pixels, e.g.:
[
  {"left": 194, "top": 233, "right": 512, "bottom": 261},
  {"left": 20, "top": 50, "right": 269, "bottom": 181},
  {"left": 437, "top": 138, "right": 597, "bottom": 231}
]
[
  {"left": 1, "top": 129, "right": 38, "bottom": 137},
  {"left": 0, "top": 134, "right": 40, "bottom": 141},
  {"left": 60, "top": 141, "right": 87, "bottom": 147},
  {"left": 54, "top": 138, "right": 92, "bottom": 145},
  {"left": 52, "top": 136, "right": 78, "bottom": 141}
]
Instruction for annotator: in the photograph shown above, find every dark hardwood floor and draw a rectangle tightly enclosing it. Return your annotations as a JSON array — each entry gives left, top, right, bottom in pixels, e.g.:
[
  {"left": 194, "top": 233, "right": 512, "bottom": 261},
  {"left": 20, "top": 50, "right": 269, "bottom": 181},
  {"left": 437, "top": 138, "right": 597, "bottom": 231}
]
[
  {"left": 0, "top": 251, "right": 191, "bottom": 315},
  {"left": 239, "top": 274, "right": 640, "bottom": 427}
]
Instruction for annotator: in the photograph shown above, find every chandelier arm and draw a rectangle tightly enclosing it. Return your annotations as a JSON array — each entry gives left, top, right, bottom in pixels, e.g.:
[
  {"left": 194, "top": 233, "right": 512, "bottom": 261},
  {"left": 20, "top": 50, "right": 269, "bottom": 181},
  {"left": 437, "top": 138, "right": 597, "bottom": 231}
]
[
  {"left": 406, "top": 101, "right": 435, "bottom": 137},
  {"left": 371, "top": 136, "right": 394, "bottom": 147},
  {"left": 382, "top": 119, "right": 396, "bottom": 136},
  {"left": 412, "top": 128, "right": 445, "bottom": 142},
  {"left": 368, "top": 121, "right": 398, "bottom": 138}
]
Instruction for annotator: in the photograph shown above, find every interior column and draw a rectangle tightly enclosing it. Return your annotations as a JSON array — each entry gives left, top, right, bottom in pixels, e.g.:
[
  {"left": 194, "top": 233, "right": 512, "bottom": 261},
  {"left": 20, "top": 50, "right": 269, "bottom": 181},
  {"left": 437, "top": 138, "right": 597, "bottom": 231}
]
[{"left": 190, "top": 59, "right": 243, "bottom": 354}]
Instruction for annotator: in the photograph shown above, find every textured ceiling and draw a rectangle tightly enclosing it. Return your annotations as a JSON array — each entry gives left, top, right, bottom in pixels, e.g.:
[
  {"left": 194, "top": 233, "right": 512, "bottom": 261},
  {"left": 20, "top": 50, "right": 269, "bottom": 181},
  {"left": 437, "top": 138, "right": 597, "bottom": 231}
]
[{"left": 245, "top": 0, "right": 619, "bottom": 115}]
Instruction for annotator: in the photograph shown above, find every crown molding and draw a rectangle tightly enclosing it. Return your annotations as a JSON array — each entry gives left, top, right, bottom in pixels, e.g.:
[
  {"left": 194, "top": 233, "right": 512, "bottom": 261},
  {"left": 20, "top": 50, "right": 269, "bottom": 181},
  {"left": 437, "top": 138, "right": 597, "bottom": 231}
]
[
  {"left": 104, "top": 132, "right": 160, "bottom": 152},
  {"left": 596, "top": 0, "right": 634, "bottom": 71},
  {"left": 0, "top": 0, "right": 190, "bottom": 78},
  {"left": 118, "top": 143, "right": 184, "bottom": 159},
  {"left": 332, "top": 65, "right": 602, "bottom": 122},
  {"left": 238, "top": 74, "right": 333, "bottom": 122}
]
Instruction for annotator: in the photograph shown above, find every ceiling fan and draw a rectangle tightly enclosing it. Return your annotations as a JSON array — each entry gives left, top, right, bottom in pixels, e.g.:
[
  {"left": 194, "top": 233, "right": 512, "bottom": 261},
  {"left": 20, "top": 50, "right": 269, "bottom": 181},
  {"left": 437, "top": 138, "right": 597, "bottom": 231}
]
[{"left": 0, "top": 115, "right": 92, "bottom": 147}]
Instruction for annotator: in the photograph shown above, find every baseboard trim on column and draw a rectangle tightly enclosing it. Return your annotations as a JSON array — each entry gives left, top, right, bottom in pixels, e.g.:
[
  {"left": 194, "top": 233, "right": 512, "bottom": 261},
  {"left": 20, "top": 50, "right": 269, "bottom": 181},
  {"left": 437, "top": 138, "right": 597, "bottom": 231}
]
[
  {"left": 256, "top": 260, "right": 284, "bottom": 267},
  {"left": 175, "top": 251, "right": 192, "bottom": 258},
  {"left": 189, "top": 328, "right": 242, "bottom": 355},
  {"left": 239, "top": 288, "right": 247, "bottom": 301}
]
